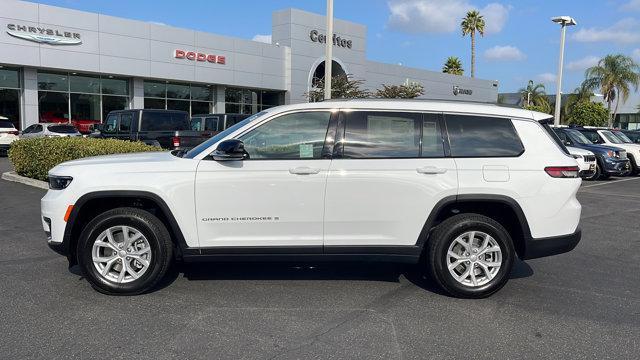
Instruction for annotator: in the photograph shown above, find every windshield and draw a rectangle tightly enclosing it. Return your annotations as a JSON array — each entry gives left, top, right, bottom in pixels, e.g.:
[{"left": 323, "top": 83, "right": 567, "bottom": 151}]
[
  {"left": 183, "top": 111, "right": 267, "bottom": 159},
  {"left": 565, "top": 129, "right": 593, "bottom": 145},
  {"left": 612, "top": 130, "right": 633, "bottom": 143},
  {"left": 601, "top": 130, "right": 623, "bottom": 144}
]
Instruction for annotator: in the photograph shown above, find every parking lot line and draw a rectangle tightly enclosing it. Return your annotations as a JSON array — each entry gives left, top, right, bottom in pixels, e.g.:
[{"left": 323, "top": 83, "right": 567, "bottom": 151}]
[{"left": 580, "top": 177, "right": 640, "bottom": 189}]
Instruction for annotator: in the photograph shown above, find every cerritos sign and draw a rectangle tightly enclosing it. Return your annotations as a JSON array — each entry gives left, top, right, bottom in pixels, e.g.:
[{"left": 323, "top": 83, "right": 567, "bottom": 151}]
[
  {"left": 6, "top": 24, "right": 81, "bottom": 45},
  {"left": 174, "top": 49, "right": 226, "bottom": 65},
  {"left": 309, "top": 30, "right": 352, "bottom": 49}
]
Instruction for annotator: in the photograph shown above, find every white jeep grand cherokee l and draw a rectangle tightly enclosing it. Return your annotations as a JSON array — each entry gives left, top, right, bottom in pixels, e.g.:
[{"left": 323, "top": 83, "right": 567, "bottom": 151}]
[{"left": 42, "top": 100, "right": 582, "bottom": 298}]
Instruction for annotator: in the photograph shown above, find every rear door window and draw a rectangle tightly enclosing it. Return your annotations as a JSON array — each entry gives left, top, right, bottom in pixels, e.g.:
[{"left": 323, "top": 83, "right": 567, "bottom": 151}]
[
  {"left": 445, "top": 114, "right": 524, "bottom": 157},
  {"left": 342, "top": 112, "right": 423, "bottom": 158},
  {"left": 119, "top": 113, "right": 132, "bottom": 132},
  {"left": 205, "top": 117, "right": 220, "bottom": 131}
]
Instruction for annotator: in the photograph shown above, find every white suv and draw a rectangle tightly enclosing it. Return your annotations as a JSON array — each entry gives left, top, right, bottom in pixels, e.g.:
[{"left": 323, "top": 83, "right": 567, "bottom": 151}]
[{"left": 42, "top": 100, "right": 582, "bottom": 298}]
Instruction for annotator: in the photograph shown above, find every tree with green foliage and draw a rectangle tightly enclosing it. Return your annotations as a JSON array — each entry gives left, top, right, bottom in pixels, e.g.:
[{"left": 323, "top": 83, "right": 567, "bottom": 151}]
[
  {"left": 519, "top": 80, "right": 550, "bottom": 111},
  {"left": 375, "top": 82, "right": 424, "bottom": 99},
  {"left": 565, "top": 101, "right": 609, "bottom": 127},
  {"left": 524, "top": 104, "right": 552, "bottom": 114},
  {"left": 461, "top": 10, "right": 485, "bottom": 78},
  {"left": 442, "top": 57, "right": 464, "bottom": 75},
  {"left": 306, "top": 74, "right": 370, "bottom": 102},
  {"left": 583, "top": 54, "right": 640, "bottom": 127}
]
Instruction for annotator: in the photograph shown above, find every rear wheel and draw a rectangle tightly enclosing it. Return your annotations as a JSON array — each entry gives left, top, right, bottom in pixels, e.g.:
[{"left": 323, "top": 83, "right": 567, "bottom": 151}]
[
  {"left": 426, "top": 214, "right": 515, "bottom": 298},
  {"left": 77, "top": 207, "right": 173, "bottom": 295}
]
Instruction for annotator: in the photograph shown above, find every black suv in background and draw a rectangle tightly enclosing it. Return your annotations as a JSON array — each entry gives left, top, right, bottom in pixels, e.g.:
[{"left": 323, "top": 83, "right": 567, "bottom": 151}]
[{"left": 92, "top": 110, "right": 210, "bottom": 150}]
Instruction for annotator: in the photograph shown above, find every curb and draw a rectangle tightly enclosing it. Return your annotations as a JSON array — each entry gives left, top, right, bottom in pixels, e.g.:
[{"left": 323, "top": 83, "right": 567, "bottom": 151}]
[{"left": 1, "top": 171, "right": 48, "bottom": 190}]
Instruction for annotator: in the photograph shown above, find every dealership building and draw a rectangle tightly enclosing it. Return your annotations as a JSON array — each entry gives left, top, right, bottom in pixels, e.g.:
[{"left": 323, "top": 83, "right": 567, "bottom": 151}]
[{"left": 0, "top": 0, "right": 499, "bottom": 131}]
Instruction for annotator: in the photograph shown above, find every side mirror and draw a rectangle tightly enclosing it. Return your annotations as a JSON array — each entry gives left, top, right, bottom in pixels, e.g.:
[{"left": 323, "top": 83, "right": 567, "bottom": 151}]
[
  {"left": 565, "top": 140, "right": 571, "bottom": 146},
  {"left": 211, "top": 139, "right": 247, "bottom": 161}
]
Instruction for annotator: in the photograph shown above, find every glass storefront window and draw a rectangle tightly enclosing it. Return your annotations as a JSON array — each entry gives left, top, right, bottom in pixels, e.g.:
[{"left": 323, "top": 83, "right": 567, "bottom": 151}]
[
  {"left": 167, "top": 99, "right": 190, "bottom": 112},
  {"left": 103, "top": 96, "right": 129, "bottom": 122},
  {"left": 144, "top": 81, "right": 166, "bottom": 98},
  {"left": 38, "top": 72, "right": 68, "bottom": 92},
  {"left": 191, "top": 85, "right": 213, "bottom": 101},
  {"left": 191, "top": 101, "right": 211, "bottom": 115},
  {"left": 37, "top": 71, "right": 130, "bottom": 126},
  {"left": 70, "top": 74, "right": 100, "bottom": 94},
  {"left": 39, "top": 92, "right": 69, "bottom": 122},
  {"left": 0, "top": 68, "right": 19, "bottom": 88},
  {"left": 102, "top": 77, "right": 128, "bottom": 95},
  {"left": 166, "top": 82, "right": 190, "bottom": 99},
  {"left": 144, "top": 98, "right": 165, "bottom": 110},
  {"left": 71, "top": 93, "right": 101, "bottom": 122},
  {"left": 225, "top": 87, "right": 284, "bottom": 115}
]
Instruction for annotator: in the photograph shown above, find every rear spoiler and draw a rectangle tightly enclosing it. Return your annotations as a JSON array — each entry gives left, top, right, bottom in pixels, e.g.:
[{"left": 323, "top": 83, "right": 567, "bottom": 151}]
[{"left": 537, "top": 117, "right": 554, "bottom": 125}]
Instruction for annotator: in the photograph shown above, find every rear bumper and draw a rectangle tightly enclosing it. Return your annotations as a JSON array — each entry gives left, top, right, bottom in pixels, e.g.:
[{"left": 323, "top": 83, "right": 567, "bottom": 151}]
[{"left": 522, "top": 227, "right": 581, "bottom": 260}]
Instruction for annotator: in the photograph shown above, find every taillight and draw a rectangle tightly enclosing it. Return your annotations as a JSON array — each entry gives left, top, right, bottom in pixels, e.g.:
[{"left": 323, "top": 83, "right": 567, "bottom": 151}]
[
  {"left": 544, "top": 166, "right": 579, "bottom": 178},
  {"left": 172, "top": 136, "right": 181, "bottom": 148}
]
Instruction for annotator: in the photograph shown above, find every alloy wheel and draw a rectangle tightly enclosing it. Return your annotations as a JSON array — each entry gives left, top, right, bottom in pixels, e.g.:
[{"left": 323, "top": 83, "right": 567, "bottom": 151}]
[
  {"left": 446, "top": 231, "right": 502, "bottom": 287},
  {"left": 91, "top": 225, "right": 152, "bottom": 284}
]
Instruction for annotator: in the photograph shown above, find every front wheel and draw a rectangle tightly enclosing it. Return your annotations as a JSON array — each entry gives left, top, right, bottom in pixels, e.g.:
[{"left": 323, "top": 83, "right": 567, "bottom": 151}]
[
  {"left": 426, "top": 214, "right": 515, "bottom": 298},
  {"left": 77, "top": 207, "right": 173, "bottom": 295}
]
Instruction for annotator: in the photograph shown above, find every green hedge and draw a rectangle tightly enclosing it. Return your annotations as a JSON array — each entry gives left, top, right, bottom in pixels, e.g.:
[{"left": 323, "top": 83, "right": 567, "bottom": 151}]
[{"left": 8, "top": 137, "right": 162, "bottom": 181}]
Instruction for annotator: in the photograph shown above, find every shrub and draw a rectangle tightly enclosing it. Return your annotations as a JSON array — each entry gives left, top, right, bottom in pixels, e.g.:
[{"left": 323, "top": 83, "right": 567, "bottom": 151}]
[{"left": 8, "top": 137, "right": 161, "bottom": 181}]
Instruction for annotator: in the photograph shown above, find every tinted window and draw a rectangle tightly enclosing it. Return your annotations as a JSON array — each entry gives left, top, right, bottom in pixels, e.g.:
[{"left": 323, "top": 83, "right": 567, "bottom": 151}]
[
  {"left": 0, "top": 120, "right": 14, "bottom": 128},
  {"left": 343, "top": 112, "right": 423, "bottom": 158},
  {"left": 612, "top": 131, "right": 633, "bottom": 143},
  {"left": 578, "top": 130, "right": 602, "bottom": 144},
  {"left": 140, "top": 112, "right": 189, "bottom": 131},
  {"left": 120, "top": 113, "right": 132, "bottom": 132},
  {"left": 22, "top": 124, "right": 35, "bottom": 133},
  {"left": 240, "top": 111, "right": 331, "bottom": 159},
  {"left": 445, "top": 115, "right": 523, "bottom": 157},
  {"left": 191, "top": 118, "right": 204, "bottom": 131},
  {"left": 205, "top": 117, "right": 220, "bottom": 131},
  {"left": 601, "top": 130, "right": 623, "bottom": 144},
  {"left": 49, "top": 125, "right": 77, "bottom": 134},
  {"left": 34, "top": 125, "right": 43, "bottom": 133},
  {"left": 565, "top": 129, "right": 593, "bottom": 145}
]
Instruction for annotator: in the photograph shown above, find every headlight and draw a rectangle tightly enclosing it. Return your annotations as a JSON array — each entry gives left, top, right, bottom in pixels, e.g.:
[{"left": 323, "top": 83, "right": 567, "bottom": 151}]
[
  {"left": 48, "top": 175, "right": 73, "bottom": 190},
  {"left": 605, "top": 150, "right": 614, "bottom": 158},
  {"left": 571, "top": 154, "right": 582, "bottom": 159}
]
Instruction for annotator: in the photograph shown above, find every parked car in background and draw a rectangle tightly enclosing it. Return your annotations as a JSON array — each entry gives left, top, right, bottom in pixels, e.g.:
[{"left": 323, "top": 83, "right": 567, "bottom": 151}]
[
  {"left": 190, "top": 113, "right": 251, "bottom": 135},
  {"left": 566, "top": 146, "right": 597, "bottom": 180},
  {"left": 92, "top": 109, "right": 210, "bottom": 150},
  {"left": 20, "top": 123, "right": 82, "bottom": 139},
  {"left": 39, "top": 111, "right": 99, "bottom": 134},
  {"left": 0, "top": 117, "right": 19, "bottom": 156},
  {"left": 574, "top": 127, "right": 640, "bottom": 175},
  {"left": 553, "top": 127, "right": 630, "bottom": 179},
  {"left": 619, "top": 129, "right": 640, "bottom": 144}
]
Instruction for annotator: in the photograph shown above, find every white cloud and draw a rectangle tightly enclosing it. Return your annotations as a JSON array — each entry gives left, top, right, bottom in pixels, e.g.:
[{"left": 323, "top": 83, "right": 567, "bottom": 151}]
[
  {"left": 387, "top": 0, "right": 509, "bottom": 34},
  {"left": 252, "top": 34, "right": 272, "bottom": 44},
  {"left": 537, "top": 73, "right": 556, "bottom": 83},
  {"left": 620, "top": 0, "right": 640, "bottom": 11},
  {"left": 566, "top": 55, "right": 600, "bottom": 71},
  {"left": 572, "top": 18, "right": 640, "bottom": 44},
  {"left": 484, "top": 45, "right": 525, "bottom": 61}
]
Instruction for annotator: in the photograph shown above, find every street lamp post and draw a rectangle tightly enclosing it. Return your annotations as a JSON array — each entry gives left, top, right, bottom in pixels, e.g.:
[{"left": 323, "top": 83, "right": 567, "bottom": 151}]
[
  {"left": 324, "top": 0, "right": 334, "bottom": 100},
  {"left": 551, "top": 16, "right": 576, "bottom": 126}
]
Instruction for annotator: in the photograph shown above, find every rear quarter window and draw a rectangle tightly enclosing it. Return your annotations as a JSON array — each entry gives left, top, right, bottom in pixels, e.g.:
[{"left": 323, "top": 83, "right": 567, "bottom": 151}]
[{"left": 445, "top": 114, "right": 524, "bottom": 157}]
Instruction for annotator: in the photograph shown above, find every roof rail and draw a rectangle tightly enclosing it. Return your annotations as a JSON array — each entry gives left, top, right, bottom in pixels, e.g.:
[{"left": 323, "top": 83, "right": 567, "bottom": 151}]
[{"left": 318, "top": 97, "right": 523, "bottom": 109}]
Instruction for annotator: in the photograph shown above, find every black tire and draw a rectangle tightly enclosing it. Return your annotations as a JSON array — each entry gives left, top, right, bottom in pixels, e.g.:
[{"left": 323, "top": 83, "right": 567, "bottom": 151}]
[
  {"left": 583, "top": 163, "right": 599, "bottom": 181},
  {"left": 76, "top": 207, "right": 173, "bottom": 295},
  {"left": 426, "top": 213, "right": 515, "bottom": 299},
  {"left": 628, "top": 154, "right": 639, "bottom": 175},
  {"left": 595, "top": 159, "right": 609, "bottom": 180}
]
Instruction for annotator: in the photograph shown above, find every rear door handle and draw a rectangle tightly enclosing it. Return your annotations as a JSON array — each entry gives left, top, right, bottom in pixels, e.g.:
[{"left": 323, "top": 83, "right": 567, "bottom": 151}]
[
  {"left": 289, "top": 167, "right": 321, "bottom": 175},
  {"left": 417, "top": 166, "right": 447, "bottom": 174}
]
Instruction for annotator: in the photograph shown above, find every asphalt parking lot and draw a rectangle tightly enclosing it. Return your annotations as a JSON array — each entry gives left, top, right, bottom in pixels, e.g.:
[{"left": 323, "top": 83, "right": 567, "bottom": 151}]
[{"left": 0, "top": 157, "right": 638, "bottom": 360}]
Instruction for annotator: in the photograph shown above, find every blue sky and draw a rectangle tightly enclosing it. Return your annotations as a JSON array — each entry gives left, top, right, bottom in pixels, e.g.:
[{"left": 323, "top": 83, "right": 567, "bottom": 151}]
[{"left": 32, "top": 0, "right": 640, "bottom": 93}]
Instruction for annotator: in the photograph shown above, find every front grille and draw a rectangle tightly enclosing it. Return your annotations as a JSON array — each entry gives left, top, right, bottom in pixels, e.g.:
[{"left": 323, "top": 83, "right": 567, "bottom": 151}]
[{"left": 583, "top": 155, "right": 596, "bottom": 162}]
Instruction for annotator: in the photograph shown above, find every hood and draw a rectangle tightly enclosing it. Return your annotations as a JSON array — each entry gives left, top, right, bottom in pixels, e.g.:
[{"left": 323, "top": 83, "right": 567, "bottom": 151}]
[
  {"left": 57, "top": 151, "right": 175, "bottom": 168},
  {"left": 578, "top": 143, "right": 625, "bottom": 153}
]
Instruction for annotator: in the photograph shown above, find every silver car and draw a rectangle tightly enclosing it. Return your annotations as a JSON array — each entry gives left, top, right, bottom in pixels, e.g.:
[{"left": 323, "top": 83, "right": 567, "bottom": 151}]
[{"left": 21, "top": 123, "right": 82, "bottom": 138}]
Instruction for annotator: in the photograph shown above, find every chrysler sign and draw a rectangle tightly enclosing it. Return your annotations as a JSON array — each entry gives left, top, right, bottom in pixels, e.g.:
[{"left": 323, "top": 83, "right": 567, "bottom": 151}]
[{"left": 6, "top": 24, "right": 81, "bottom": 45}]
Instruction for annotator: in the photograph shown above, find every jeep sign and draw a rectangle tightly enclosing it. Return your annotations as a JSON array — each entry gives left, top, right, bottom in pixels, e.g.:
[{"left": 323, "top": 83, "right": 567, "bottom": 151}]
[{"left": 453, "top": 86, "right": 473, "bottom": 96}]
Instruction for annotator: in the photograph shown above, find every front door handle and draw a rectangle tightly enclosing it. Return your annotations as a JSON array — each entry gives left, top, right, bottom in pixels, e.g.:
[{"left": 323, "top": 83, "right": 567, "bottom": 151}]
[
  {"left": 417, "top": 166, "right": 447, "bottom": 174},
  {"left": 289, "top": 167, "right": 321, "bottom": 175}
]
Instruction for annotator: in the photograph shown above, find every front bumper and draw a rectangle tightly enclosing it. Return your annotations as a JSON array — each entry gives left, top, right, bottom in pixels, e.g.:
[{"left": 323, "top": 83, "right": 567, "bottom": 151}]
[
  {"left": 602, "top": 158, "right": 631, "bottom": 175},
  {"left": 522, "top": 227, "right": 581, "bottom": 260}
]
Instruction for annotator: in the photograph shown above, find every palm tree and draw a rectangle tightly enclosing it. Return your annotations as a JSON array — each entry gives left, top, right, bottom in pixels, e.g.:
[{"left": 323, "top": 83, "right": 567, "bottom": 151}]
[
  {"left": 583, "top": 54, "right": 640, "bottom": 127},
  {"left": 518, "top": 80, "right": 548, "bottom": 108},
  {"left": 442, "top": 56, "right": 464, "bottom": 75},
  {"left": 461, "top": 10, "right": 485, "bottom": 78}
]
